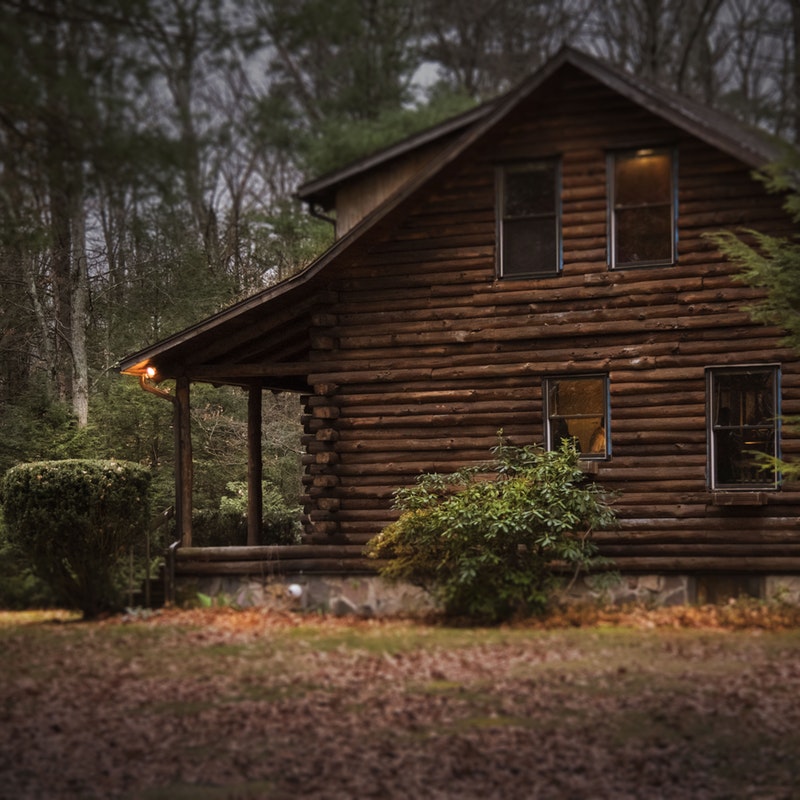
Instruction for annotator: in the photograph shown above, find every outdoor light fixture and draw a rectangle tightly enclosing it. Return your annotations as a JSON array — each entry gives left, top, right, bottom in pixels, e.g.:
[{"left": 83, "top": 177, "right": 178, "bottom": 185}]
[{"left": 139, "top": 365, "right": 172, "bottom": 400}]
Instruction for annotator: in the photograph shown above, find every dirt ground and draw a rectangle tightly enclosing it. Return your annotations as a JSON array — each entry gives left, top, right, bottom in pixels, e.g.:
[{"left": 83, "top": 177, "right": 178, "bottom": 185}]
[{"left": 1, "top": 604, "right": 799, "bottom": 799}]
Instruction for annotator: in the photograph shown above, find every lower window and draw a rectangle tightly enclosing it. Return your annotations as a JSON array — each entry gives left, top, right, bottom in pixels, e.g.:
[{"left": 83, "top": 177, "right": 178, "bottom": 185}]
[
  {"left": 545, "top": 375, "right": 609, "bottom": 459},
  {"left": 707, "top": 366, "right": 779, "bottom": 489}
]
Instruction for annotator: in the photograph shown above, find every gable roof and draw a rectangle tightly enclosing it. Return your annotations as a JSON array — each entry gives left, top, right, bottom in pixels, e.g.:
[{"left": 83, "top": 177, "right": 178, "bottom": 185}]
[
  {"left": 119, "top": 46, "right": 785, "bottom": 387},
  {"left": 296, "top": 99, "right": 498, "bottom": 212},
  {"left": 297, "top": 46, "right": 782, "bottom": 212}
]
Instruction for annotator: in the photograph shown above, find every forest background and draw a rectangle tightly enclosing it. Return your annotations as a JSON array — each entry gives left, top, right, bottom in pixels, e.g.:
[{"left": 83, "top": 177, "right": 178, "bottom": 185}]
[{"left": 0, "top": 0, "right": 798, "bottom": 556}]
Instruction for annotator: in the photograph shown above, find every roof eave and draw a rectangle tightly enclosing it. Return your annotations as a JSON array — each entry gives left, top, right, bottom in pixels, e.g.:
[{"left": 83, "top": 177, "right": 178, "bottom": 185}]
[
  {"left": 561, "top": 48, "right": 782, "bottom": 167},
  {"left": 117, "top": 269, "right": 318, "bottom": 376},
  {"left": 295, "top": 100, "right": 498, "bottom": 208}
]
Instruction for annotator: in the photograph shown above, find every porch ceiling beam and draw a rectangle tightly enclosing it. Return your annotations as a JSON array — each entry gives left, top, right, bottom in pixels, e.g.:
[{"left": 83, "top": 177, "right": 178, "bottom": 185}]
[{"left": 185, "top": 290, "right": 333, "bottom": 365}]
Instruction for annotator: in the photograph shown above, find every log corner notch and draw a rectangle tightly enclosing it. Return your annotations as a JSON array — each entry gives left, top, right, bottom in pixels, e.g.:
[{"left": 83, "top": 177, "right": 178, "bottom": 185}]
[{"left": 301, "top": 380, "right": 342, "bottom": 540}]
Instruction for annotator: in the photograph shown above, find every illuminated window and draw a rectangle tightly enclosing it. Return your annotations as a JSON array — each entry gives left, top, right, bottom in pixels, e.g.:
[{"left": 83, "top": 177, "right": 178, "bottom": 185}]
[
  {"left": 707, "top": 366, "right": 779, "bottom": 489},
  {"left": 545, "top": 375, "right": 609, "bottom": 459},
  {"left": 498, "top": 160, "right": 561, "bottom": 278},
  {"left": 609, "top": 148, "right": 676, "bottom": 268}
]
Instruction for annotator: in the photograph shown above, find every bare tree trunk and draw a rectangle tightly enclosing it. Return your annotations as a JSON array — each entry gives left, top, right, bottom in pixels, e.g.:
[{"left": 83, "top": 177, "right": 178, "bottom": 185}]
[
  {"left": 791, "top": 0, "right": 800, "bottom": 142},
  {"left": 138, "top": 0, "right": 224, "bottom": 272},
  {"left": 642, "top": 0, "right": 663, "bottom": 81},
  {"left": 70, "top": 191, "right": 89, "bottom": 427},
  {"left": 48, "top": 160, "right": 73, "bottom": 404},
  {"left": 23, "top": 253, "right": 57, "bottom": 390},
  {"left": 675, "top": 0, "right": 724, "bottom": 95}
]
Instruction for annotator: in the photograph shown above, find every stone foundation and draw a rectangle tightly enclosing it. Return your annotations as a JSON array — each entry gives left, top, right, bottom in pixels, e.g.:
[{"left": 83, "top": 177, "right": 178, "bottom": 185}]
[
  {"left": 765, "top": 575, "right": 800, "bottom": 605},
  {"left": 565, "top": 573, "right": 800, "bottom": 607},
  {"left": 174, "top": 572, "right": 800, "bottom": 616},
  {"left": 563, "top": 573, "right": 691, "bottom": 606},
  {"left": 176, "top": 574, "right": 435, "bottom": 617}
]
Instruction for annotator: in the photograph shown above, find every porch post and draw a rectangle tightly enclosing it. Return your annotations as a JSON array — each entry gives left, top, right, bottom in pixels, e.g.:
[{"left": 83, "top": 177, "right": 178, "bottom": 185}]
[
  {"left": 175, "top": 375, "right": 193, "bottom": 547},
  {"left": 247, "top": 384, "right": 263, "bottom": 546}
]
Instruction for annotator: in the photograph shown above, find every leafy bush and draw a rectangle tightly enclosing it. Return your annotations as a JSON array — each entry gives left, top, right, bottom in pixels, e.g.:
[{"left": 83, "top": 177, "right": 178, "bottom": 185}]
[
  {"left": 367, "top": 439, "right": 617, "bottom": 623},
  {"left": 191, "top": 481, "right": 301, "bottom": 547},
  {"left": 226, "top": 481, "right": 303, "bottom": 546},
  {"left": 0, "top": 510, "right": 58, "bottom": 609},
  {"left": 191, "top": 508, "right": 247, "bottom": 548},
  {"left": 0, "top": 460, "right": 151, "bottom": 618}
]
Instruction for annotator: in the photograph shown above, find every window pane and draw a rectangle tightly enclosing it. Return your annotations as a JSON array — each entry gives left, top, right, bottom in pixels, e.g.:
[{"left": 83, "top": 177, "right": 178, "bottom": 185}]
[
  {"left": 503, "top": 217, "right": 557, "bottom": 276},
  {"left": 505, "top": 165, "right": 556, "bottom": 217},
  {"left": 500, "top": 161, "right": 559, "bottom": 277},
  {"left": 611, "top": 148, "right": 675, "bottom": 268},
  {"left": 547, "top": 376, "right": 607, "bottom": 457},
  {"left": 615, "top": 206, "right": 673, "bottom": 264},
  {"left": 614, "top": 151, "right": 671, "bottom": 206},
  {"left": 714, "top": 427, "right": 775, "bottom": 485},
  {"left": 715, "top": 372, "right": 774, "bottom": 426},
  {"left": 711, "top": 368, "right": 778, "bottom": 488}
]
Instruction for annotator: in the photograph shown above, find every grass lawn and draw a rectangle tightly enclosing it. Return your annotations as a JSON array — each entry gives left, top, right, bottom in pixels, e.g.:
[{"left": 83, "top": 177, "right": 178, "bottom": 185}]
[{"left": 1, "top": 605, "right": 799, "bottom": 799}]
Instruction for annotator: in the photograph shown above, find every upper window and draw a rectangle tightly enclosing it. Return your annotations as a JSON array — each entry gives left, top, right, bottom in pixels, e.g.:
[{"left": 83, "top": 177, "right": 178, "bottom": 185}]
[
  {"left": 609, "top": 147, "right": 676, "bottom": 268},
  {"left": 498, "top": 160, "right": 561, "bottom": 278},
  {"left": 545, "top": 375, "right": 609, "bottom": 460},
  {"left": 707, "top": 366, "right": 780, "bottom": 490}
]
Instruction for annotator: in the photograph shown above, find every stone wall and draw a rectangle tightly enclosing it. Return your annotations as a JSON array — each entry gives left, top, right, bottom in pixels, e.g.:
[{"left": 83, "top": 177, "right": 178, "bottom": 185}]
[
  {"left": 176, "top": 574, "right": 435, "bottom": 617},
  {"left": 173, "top": 572, "right": 800, "bottom": 616}
]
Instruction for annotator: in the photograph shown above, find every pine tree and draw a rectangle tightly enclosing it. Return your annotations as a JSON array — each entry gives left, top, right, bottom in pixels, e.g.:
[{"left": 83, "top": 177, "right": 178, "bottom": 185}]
[
  {"left": 708, "top": 152, "right": 800, "bottom": 478},
  {"left": 710, "top": 156, "right": 800, "bottom": 349}
]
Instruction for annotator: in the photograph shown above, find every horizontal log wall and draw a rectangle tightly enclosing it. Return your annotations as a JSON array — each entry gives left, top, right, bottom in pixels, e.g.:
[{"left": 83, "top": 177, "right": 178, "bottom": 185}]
[
  {"left": 298, "top": 66, "right": 800, "bottom": 573},
  {"left": 175, "top": 545, "right": 375, "bottom": 576},
  {"left": 173, "top": 546, "right": 800, "bottom": 578}
]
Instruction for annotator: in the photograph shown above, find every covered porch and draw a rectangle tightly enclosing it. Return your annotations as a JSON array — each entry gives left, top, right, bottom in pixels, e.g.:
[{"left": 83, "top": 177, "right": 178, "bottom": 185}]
[{"left": 119, "top": 269, "right": 341, "bottom": 552}]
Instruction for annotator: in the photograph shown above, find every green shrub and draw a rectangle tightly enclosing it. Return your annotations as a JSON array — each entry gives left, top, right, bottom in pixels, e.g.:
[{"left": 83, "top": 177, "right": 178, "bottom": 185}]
[
  {"left": 191, "top": 481, "right": 301, "bottom": 547},
  {"left": 0, "top": 460, "right": 151, "bottom": 618},
  {"left": 367, "top": 439, "right": 617, "bottom": 623},
  {"left": 0, "top": 510, "right": 58, "bottom": 609},
  {"left": 191, "top": 508, "right": 247, "bottom": 548}
]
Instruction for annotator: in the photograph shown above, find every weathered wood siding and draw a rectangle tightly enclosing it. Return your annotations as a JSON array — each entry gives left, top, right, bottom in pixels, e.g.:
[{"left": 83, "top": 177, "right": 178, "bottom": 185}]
[
  {"left": 334, "top": 142, "right": 447, "bottom": 238},
  {"left": 300, "top": 67, "right": 800, "bottom": 572}
]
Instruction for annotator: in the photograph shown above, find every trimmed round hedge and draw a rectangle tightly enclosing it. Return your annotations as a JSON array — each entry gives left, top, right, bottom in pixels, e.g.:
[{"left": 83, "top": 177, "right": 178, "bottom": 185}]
[{"left": 1, "top": 459, "right": 151, "bottom": 617}]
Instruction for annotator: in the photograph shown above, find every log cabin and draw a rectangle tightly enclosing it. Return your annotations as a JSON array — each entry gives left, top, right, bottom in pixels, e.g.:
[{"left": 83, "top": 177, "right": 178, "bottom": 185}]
[{"left": 120, "top": 47, "right": 800, "bottom": 607}]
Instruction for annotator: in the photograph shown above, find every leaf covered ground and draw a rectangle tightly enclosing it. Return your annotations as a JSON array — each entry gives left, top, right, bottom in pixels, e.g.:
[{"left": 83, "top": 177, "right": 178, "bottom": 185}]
[{"left": 1, "top": 604, "right": 799, "bottom": 799}]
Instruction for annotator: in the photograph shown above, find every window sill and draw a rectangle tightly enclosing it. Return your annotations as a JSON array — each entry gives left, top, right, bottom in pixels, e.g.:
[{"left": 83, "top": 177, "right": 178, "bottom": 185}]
[
  {"left": 609, "top": 260, "right": 676, "bottom": 270},
  {"left": 499, "top": 272, "right": 560, "bottom": 281},
  {"left": 579, "top": 460, "right": 601, "bottom": 476},
  {"left": 710, "top": 491, "right": 769, "bottom": 507}
]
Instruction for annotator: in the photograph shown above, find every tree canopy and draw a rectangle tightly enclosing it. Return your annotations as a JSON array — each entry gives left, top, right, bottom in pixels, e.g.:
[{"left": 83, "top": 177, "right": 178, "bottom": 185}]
[{"left": 0, "top": 0, "right": 797, "bottom": 510}]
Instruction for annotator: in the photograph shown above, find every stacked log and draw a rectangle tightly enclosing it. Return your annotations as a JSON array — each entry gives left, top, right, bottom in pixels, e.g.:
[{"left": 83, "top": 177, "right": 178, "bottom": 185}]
[
  {"left": 175, "top": 545, "right": 374, "bottom": 576},
  {"left": 291, "top": 66, "right": 800, "bottom": 572}
]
